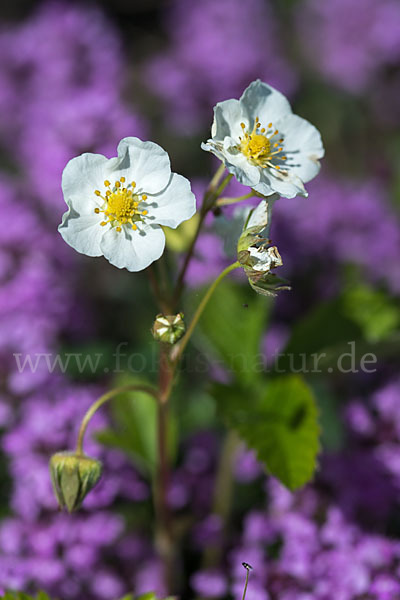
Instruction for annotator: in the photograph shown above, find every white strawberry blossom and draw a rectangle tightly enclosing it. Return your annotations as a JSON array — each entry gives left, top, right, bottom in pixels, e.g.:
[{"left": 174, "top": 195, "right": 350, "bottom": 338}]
[
  {"left": 59, "top": 137, "right": 196, "bottom": 272},
  {"left": 202, "top": 80, "right": 324, "bottom": 198}
]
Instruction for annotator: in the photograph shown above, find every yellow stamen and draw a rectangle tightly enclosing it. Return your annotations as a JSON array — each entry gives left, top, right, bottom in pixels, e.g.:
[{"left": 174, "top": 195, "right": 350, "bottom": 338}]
[
  {"left": 237, "top": 119, "right": 286, "bottom": 173},
  {"left": 93, "top": 180, "right": 150, "bottom": 233}
]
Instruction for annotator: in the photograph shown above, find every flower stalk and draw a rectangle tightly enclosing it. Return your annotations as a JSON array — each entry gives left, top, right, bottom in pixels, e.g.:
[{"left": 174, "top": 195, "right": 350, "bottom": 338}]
[
  {"left": 241, "top": 563, "right": 253, "bottom": 600},
  {"left": 172, "top": 167, "right": 233, "bottom": 306},
  {"left": 171, "top": 261, "right": 241, "bottom": 363},
  {"left": 75, "top": 384, "right": 158, "bottom": 457}
]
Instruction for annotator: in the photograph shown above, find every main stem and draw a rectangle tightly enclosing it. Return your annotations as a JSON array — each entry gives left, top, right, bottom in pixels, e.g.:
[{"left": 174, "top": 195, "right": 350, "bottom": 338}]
[
  {"left": 155, "top": 261, "right": 241, "bottom": 589},
  {"left": 155, "top": 345, "right": 175, "bottom": 591}
]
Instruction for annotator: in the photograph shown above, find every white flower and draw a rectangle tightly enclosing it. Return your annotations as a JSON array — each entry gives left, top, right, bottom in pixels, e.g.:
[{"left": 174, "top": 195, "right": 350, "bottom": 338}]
[
  {"left": 238, "top": 198, "right": 282, "bottom": 273},
  {"left": 248, "top": 246, "right": 283, "bottom": 272},
  {"left": 237, "top": 198, "right": 289, "bottom": 297},
  {"left": 59, "top": 137, "right": 196, "bottom": 272},
  {"left": 201, "top": 80, "right": 324, "bottom": 198}
]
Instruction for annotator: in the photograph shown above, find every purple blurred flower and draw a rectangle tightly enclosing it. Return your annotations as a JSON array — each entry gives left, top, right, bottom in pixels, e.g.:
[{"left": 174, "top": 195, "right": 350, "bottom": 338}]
[
  {"left": 146, "top": 0, "right": 297, "bottom": 131},
  {"left": 297, "top": 0, "right": 400, "bottom": 93},
  {"left": 0, "top": 3, "right": 150, "bottom": 597},
  {"left": 227, "top": 479, "right": 400, "bottom": 600},
  {"left": 234, "top": 446, "right": 263, "bottom": 484},
  {"left": 191, "top": 569, "right": 228, "bottom": 598},
  {"left": 0, "top": 2, "right": 146, "bottom": 215},
  {"left": 272, "top": 176, "right": 400, "bottom": 293}
]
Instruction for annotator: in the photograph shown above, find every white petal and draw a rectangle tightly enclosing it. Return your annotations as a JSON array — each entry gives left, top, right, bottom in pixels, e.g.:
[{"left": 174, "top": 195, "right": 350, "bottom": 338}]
[
  {"left": 147, "top": 173, "right": 196, "bottom": 228},
  {"left": 201, "top": 140, "right": 226, "bottom": 163},
  {"left": 246, "top": 196, "right": 278, "bottom": 235},
  {"left": 255, "top": 168, "right": 307, "bottom": 198},
  {"left": 115, "top": 137, "right": 171, "bottom": 194},
  {"left": 240, "top": 80, "right": 292, "bottom": 129},
  {"left": 58, "top": 207, "right": 105, "bottom": 256},
  {"left": 249, "top": 246, "right": 283, "bottom": 271},
  {"left": 100, "top": 223, "right": 165, "bottom": 272},
  {"left": 62, "top": 153, "right": 112, "bottom": 215},
  {"left": 276, "top": 114, "right": 324, "bottom": 183},
  {"left": 210, "top": 98, "right": 245, "bottom": 141}
]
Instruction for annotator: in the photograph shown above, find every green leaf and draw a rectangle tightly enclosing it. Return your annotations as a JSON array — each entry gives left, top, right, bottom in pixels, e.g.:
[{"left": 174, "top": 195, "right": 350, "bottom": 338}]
[
  {"left": 214, "top": 375, "right": 320, "bottom": 490},
  {"left": 190, "top": 280, "right": 270, "bottom": 381}
]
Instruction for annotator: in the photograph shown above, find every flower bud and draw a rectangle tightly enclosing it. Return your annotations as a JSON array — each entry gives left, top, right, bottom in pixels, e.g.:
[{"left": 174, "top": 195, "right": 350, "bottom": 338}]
[
  {"left": 152, "top": 313, "right": 185, "bottom": 344},
  {"left": 49, "top": 451, "right": 102, "bottom": 512}
]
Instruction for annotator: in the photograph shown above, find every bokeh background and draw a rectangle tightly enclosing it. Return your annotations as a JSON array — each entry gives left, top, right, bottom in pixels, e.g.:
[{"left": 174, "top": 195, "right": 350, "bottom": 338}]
[{"left": 0, "top": 0, "right": 399, "bottom": 598}]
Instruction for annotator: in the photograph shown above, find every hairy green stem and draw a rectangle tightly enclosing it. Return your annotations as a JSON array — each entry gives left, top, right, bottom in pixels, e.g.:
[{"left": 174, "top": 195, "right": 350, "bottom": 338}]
[
  {"left": 208, "top": 163, "right": 226, "bottom": 190},
  {"left": 75, "top": 384, "right": 158, "bottom": 456},
  {"left": 216, "top": 191, "right": 255, "bottom": 207},
  {"left": 172, "top": 167, "right": 232, "bottom": 307},
  {"left": 147, "top": 265, "right": 170, "bottom": 314},
  {"left": 155, "top": 346, "right": 175, "bottom": 590},
  {"left": 211, "top": 172, "right": 233, "bottom": 201},
  {"left": 172, "top": 261, "right": 241, "bottom": 363}
]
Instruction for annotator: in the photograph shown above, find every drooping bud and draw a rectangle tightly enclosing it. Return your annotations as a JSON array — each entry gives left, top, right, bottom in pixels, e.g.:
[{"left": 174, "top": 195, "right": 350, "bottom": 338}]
[
  {"left": 49, "top": 451, "right": 102, "bottom": 512},
  {"left": 237, "top": 197, "right": 290, "bottom": 297},
  {"left": 152, "top": 313, "right": 185, "bottom": 344}
]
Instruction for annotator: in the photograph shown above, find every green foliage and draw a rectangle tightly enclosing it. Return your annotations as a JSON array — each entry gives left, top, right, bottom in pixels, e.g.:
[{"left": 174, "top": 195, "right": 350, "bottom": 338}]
[
  {"left": 213, "top": 375, "right": 320, "bottom": 490},
  {"left": 191, "top": 280, "right": 270, "bottom": 382},
  {"left": 96, "top": 377, "right": 177, "bottom": 476},
  {"left": 310, "top": 379, "right": 345, "bottom": 451},
  {"left": 342, "top": 282, "right": 400, "bottom": 342},
  {"left": 1, "top": 592, "right": 52, "bottom": 600},
  {"left": 281, "top": 297, "right": 363, "bottom": 370}
]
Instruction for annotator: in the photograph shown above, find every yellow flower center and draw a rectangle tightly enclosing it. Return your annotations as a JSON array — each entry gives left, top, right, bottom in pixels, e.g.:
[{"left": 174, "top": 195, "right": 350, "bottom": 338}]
[
  {"left": 93, "top": 177, "right": 149, "bottom": 232},
  {"left": 238, "top": 118, "right": 287, "bottom": 172}
]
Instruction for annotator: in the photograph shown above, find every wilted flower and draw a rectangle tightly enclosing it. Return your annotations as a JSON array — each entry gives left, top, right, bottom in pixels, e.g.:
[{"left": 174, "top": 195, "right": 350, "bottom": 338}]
[
  {"left": 49, "top": 451, "right": 102, "bottom": 512},
  {"left": 238, "top": 198, "right": 290, "bottom": 296},
  {"left": 152, "top": 313, "right": 186, "bottom": 344},
  {"left": 59, "top": 137, "right": 196, "bottom": 272},
  {"left": 202, "top": 80, "right": 324, "bottom": 198}
]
